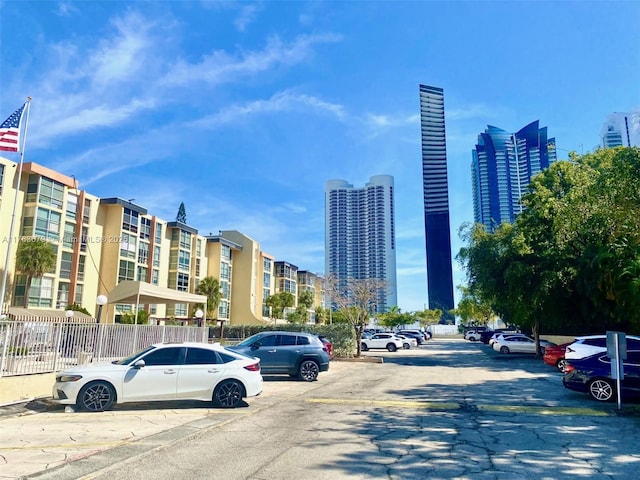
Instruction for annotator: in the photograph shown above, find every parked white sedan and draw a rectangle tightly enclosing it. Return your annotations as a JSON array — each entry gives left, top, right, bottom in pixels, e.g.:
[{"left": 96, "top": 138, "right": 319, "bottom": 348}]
[
  {"left": 492, "top": 335, "right": 556, "bottom": 355},
  {"left": 52, "top": 342, "right": 263, "bottom": 412},
  {"left": 361, "top": 333, "right": 404, "bottom": 352}
]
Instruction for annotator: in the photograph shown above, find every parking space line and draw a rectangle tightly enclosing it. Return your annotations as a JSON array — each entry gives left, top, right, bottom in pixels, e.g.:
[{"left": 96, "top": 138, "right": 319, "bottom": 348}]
[{"left": 305, "top": 398, "right": 612, "bottom": 416}]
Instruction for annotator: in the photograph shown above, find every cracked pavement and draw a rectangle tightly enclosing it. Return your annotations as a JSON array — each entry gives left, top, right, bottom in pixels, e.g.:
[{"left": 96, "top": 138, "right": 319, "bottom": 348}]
[{"left": 1, "top": 338, "right": 639, "bottom": 479}]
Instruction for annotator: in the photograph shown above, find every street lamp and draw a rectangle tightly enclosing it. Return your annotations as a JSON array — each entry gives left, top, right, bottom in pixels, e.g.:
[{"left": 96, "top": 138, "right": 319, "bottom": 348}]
[
  {"left": 65, "top": 309, "right": 74, "bottom": 321},
  {"left": 195, "top": 309, "right": 204, "bottom": 327},
  {"left": 96, "top": 295, "right": 108, "bottom": 324}
]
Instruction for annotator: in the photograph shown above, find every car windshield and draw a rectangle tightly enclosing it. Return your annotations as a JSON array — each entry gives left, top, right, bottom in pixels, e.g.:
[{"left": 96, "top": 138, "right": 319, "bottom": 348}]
[
  {"left": 114, "top": 345, "right": 157, "bottom": 365},
  {"left": 234, "top": 333, "right": 267, "bottom": 347}
]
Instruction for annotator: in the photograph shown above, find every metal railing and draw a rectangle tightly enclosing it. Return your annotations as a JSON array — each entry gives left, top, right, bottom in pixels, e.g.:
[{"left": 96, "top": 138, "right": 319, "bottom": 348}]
[{"left": 0, "top": 321, "right": 208, "bottom": 377}]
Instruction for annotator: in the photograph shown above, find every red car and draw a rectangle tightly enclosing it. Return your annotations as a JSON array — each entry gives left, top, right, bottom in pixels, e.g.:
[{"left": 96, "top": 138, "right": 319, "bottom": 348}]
[
  {"left": 319, "top": 336, "right": 333, "bottom": 358},
  {"left": 542, "top": 342, "right": 571, "bottom": 371}
]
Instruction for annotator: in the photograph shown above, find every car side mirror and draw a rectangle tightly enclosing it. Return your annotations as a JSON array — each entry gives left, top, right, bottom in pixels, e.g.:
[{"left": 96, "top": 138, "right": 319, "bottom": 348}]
[{"left": 134, "top": 359, "right": 145, "bottom": 368}]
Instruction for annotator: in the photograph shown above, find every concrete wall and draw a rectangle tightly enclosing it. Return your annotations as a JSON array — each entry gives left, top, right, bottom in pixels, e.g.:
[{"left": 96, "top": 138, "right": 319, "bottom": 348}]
[{"left": 0, "top": 373, "right": 55, "bottom": 405}]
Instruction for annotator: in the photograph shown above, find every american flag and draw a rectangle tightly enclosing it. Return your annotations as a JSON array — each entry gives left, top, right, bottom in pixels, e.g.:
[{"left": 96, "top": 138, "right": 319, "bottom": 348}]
[{"left": 0, "top": 103, "right": 26, "bottom": 152}]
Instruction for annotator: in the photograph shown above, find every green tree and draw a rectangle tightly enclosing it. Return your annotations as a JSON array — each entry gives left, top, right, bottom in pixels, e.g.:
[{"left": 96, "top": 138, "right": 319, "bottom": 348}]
[
  {"left": 449, "top": 286, "right": 496, "bottom": 326},
  {"left": 314, "top": 306, "right": 330, "bottom": 324},
  {"left": 195, "top": 276, "right": 222, "bottom": 320},
  {"left": 15, "top": 238, "right": 57, "bottom": 307},
  {"left": 414, "top": 308, "right": 444, "bottom": 328},
  {"left": 265, "top": 292, "right": 295, "bottom": 320},
  {"left": 377, "top": 306, "right": 414, "bottom": 329}
]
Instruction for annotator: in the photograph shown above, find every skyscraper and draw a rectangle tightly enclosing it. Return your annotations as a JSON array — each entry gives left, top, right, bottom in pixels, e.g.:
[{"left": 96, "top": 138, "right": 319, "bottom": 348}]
[
  {"left": 324, "top": 175, "right": 397, "bottom": 313},
  {"left": 600, "top": 111, "right": 640, "bottom": 148},
  {"left": 419, "top": 84, "right": 454, "bottom": 316},
  {"left": 471, "top": 121, "right": 557, "bottom": 232}
]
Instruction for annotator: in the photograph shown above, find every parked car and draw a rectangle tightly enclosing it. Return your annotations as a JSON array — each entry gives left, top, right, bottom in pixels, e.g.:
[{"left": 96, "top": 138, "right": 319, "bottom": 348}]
[
  {"left": 395, "top": 334, "right": 418, "bottom": 349},
  {"left": 318, "top": 335, "right": 333, "bottom": 358},
  {"left": 361, "top": 333, "right": 404, "bottom": 352},
  {"left": 542, "top": 342, "right": 571, "bottom": 371},
  {"left": 480, "top": 329, "right": 519, "bottom": 344},
  {"left": 229, "top": 331, "right": 330, "bottom": 382},
  {"left": 492, "top": 335, "right": 556, "bottom": 355},
  {"left": 464, "top": 327, "right": 488, "bottom": 341},
  {"left": 563, "top": 350, "right": 640, "bottom": 402},
  {"left": 565, "top": 334, "right": 640, "bottom": 361},
  {"left": 396, "top": 330, "right": 424, "bottom": 345},
  {"left": 52, "top": 342, "right": 263, "bottom": 412},
  {"left": 397, "top": 329, "right": 429, "bottom": 342}
]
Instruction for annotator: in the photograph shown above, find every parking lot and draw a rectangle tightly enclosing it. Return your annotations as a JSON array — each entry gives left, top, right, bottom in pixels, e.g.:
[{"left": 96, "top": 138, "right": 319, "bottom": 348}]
[{"left": 2, "top": 338, "right": 639, "bottom": 480}]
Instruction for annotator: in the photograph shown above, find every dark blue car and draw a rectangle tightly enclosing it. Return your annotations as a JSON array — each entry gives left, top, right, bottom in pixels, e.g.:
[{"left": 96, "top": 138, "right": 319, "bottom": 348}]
[{"left": 563, "top": 350, "right": 640, "bottom": 402}]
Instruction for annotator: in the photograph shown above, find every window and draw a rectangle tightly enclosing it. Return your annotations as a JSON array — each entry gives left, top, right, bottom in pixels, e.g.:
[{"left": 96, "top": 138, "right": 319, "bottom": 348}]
[
  {"left": 177, "top": 272, "right": 189, "bottom": 291},
  {"left": 82, "top": 199, "right": 91, "bottom": 224},
  {"left": 66, "top": 193, "right": 78, "bottom": 220},
  {"left": 153, "top": 245, "right": 161, "bottom": 267},
  {"left": 180, "top": 230, "right": 191, "bottom": 250},
  {"left": 222, "top": 244, "right": 231, "bottom": 261},
  {"left": 140, "top": 217, "right": 151, "bottom": 240},
  {"left": 297, "top": 336, "right": 310, "bottom": 346},
  {"left": 63, "top": 222, "right": 76, "bottom": 249},
  {"left": 137, "top": 266, "right": 148, "bottom": 282},
  {"left": 120, "top": 233, "right": 136, "bottom": 259},
  {"left": 138, "top": 241, "right": 149, "bottom": 264},
  {"left": 122, "top": 208, "right": 138, "bottom": 233},
  {"left": 152, "top": 269, "right": 159, "bottom": 285},
  {"left": 155, "top": 223, "right": 163, "bottom": 243},
  {"left": 0, "top": 164, "right": 4, "bottom": 195},
  {"left": 178, "top": 250, "right": 190, "bottom": 272},
  {"left": 280, "top": 335, "right": 297, "bottom": 346},
  {"left": 35, "top": 207, "right": 61, "bottom": 241},
  {"left": 73, "top": 284, "right": 84, "bottom": 305},
  {"left": 255, "top": 334, "right": 277, "bottom": 347},
  {"left": 60, "top": 252, "right": 73, "bottom": 279},
  {"left": 77, "top": 255, "right": 86, "bottom": 281},
  {"left": 185, "top": 348, "right": 220, "bottom": 365},
  {"left": 80, "top": 226, "right": 88, "bottom": 252},
  {"left": 142, "top": 347, "right": 183, "bottom": 366},
  {"left": 119, "top": 260, "right": 135, "bottom": 281},
  {"left": 196, "top": 238, "right": 202, "bottom": 257},
  {"left": 56, "top": 282, "right": 69, "bottom": 309},
  {"left": 38, "top": 177, "right": 64, "bottom": 209},
  {"left": 220, "top": 262, "right": 230, "bottom": 280}
]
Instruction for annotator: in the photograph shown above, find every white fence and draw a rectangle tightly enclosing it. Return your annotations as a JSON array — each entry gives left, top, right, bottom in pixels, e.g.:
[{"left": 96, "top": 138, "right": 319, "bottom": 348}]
[{"left": 0, "top": 321, "right": 208, "bottom": 377}]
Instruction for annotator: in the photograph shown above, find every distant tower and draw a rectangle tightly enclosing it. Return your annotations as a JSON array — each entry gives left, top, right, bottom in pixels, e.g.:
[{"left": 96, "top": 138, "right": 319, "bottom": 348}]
[
  {"left": 324, "top": 175, "right": 397, "bottom": 313},
  {"left": 600, "top": 111, "right": 640, "bottom": 148},
  {"left": 418, "top": 84, "right": 454, "bottom": 317},
  {"left": 471, "top": 121, "right": 557, "bottom": 232}
]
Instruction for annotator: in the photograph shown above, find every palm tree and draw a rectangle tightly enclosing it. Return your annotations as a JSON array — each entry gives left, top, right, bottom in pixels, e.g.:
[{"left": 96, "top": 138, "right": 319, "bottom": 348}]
[
  {"left": 15, "top": 238, "right": 57, "bottom": 307},
  {"left": 195, "top": 276, "right": 222, "bottom": 320}
]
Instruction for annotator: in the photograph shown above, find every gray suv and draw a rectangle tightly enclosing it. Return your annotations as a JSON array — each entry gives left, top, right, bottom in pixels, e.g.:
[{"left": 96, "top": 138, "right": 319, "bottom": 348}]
[{"left": 229, "top": 331, "right": 330, "bottom": 381}]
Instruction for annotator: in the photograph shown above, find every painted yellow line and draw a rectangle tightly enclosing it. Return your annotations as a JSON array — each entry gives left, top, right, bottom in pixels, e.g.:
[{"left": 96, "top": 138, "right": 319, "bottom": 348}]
[{"left": 305, "top": 398, "right": 612, "bottom": 416}]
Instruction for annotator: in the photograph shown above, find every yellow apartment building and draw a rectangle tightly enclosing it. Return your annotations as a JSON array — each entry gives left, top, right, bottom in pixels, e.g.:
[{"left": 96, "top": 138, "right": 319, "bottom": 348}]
[{"left": 0, "top": 156, "right": 279, "bottom": 326}]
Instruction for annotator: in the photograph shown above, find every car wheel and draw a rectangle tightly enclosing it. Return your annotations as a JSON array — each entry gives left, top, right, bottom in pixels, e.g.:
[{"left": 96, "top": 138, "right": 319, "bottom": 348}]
[
  {"left": 361, "top": 342, "right": 369, "bottom": 351},
  {"left": 298, "top": 360, "right": 319, "bottom": 382},
  {"left": 213, "top": 379, "right": 245, "bottom": 408},
  {"left": 556, "top": 359, "right": 567, "bottom": 372},
  {"left": 387, "top": 343, "right": 397, "bottom": 352},
  {"left": 499, "top": 346, "right": 510, "bottom": 354},
  {"left": 588, "top": 378, "right": 615, "bottom": 402},
  {"left": 77, "top": 381, "right": 115, "bottom": 412},
  {"left": 403, "top": 342, "right": 410, "bottom": 349}
]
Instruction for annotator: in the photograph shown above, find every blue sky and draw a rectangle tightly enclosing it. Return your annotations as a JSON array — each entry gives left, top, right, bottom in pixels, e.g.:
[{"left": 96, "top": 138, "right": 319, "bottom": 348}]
[{"left": 1, "top": 1, "right": 639, "bottom": 312}]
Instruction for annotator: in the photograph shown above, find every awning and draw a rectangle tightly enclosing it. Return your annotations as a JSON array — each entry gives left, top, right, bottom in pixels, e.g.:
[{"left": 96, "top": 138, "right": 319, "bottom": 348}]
[
  {"left": 107, "top": 281, "right": 207, "bottom": 305},
  {"left": 6, "top": 307, "right": 93, "bottom": 319}
]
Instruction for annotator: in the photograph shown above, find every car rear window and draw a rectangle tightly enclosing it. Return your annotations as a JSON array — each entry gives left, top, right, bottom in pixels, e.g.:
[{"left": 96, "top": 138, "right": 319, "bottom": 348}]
[
  {"left": 185, "top": 348, "right": 220, "bottom": 365},
  {"left": 297, "top": 335, "right": 311, "bottom": 345},
  {"left": 583, "top": 338, "right": 607, "bottom": 347}
]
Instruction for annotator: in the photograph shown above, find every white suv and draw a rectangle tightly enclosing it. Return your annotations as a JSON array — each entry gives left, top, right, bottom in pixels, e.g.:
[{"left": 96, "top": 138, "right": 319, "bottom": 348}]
[
  {"left": 361, "top": 333, "right": 404, "bottom": 352},
  {"left": 564, "top": 334, "right": 640, "bottom": 360}
]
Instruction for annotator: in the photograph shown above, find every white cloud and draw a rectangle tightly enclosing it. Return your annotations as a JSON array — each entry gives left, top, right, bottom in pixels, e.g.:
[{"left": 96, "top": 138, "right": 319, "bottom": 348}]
[{"left": 234, "top": 4, "right": 261, "bottom": 32}]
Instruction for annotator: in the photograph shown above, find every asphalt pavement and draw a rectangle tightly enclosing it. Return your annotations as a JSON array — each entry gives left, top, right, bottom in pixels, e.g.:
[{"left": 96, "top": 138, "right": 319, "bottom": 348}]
[{"left": 1, "top": 339, "right": 639, "bottom": 480}]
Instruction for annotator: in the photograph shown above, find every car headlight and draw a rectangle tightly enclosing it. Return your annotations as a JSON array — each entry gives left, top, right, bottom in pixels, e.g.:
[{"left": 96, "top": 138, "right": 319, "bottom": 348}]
[{"left": 57, "top": 374, "right": 83, "bottom": 383}]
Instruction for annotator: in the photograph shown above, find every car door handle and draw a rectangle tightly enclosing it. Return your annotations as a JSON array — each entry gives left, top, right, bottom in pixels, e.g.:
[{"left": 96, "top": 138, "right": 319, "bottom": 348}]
[
  {"left": 163, "top": 369, "right": 177, "bottom": 374},
  {"left": 207, "top": 369, "right": 220, "bottom": 373},
  {"left": 267, "top": 349, "right": 277, "bottom": 353}
]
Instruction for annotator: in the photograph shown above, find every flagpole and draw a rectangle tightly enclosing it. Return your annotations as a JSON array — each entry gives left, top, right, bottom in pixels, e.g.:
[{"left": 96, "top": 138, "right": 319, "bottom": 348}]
[{"left": 0, "top": 97, "right": 32, "bottom": 317}]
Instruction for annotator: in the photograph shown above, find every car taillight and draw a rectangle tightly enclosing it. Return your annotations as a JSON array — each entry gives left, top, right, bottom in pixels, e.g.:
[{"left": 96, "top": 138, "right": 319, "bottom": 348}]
[
  {"left": 563, "top": 364, "right": 574, "bottom": 374},
  {"left": 244, "top": 362, "right": 260, "bottom": 372}
]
